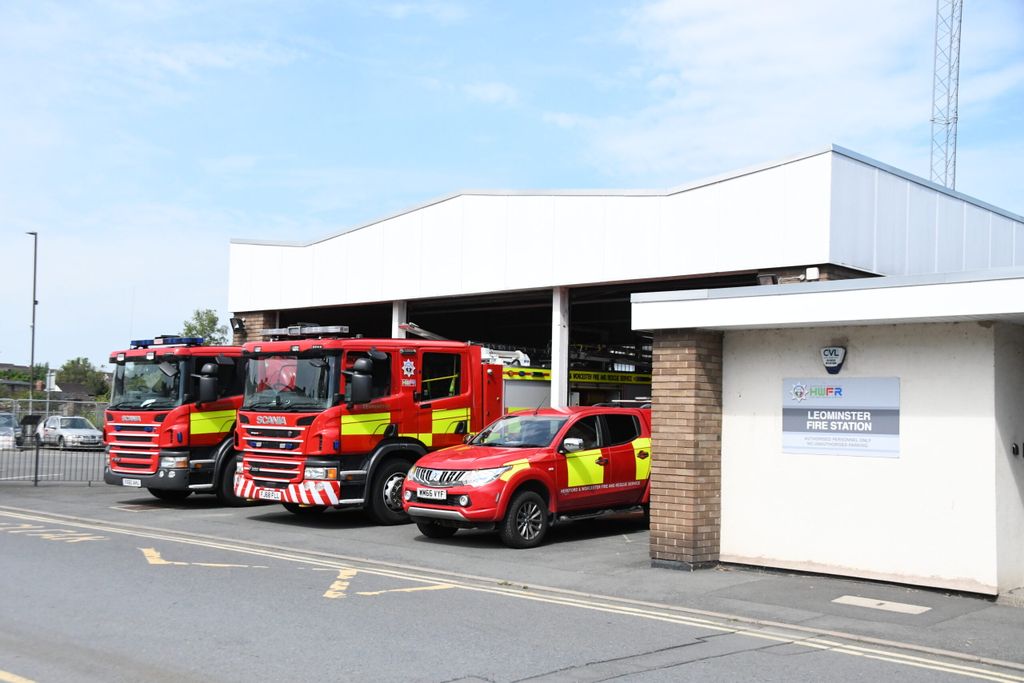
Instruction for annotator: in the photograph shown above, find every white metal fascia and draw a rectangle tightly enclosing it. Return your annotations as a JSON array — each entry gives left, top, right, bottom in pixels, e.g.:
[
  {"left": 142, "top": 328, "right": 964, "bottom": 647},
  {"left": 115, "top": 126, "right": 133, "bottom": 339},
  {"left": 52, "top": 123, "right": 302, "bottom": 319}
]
[{"left": 631, "top": 270, "right": 1024, "bottom": 331}]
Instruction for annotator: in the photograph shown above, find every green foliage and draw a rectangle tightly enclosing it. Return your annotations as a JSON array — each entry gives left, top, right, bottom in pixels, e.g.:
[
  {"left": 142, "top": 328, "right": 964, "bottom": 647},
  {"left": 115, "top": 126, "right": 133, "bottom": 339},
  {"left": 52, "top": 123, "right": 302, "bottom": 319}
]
[
  {"left": 182, "top": 308, "right": 229, "bottom": 346},
  {"left": 57, "top": 357, "right": 109, "bottom": 398}
]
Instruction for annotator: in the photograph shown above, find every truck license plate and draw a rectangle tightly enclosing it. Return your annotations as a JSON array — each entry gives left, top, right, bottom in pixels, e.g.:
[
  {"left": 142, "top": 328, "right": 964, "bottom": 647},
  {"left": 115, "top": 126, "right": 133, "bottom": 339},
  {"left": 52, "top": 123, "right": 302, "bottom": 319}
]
[
  {"left": 258, "top": 489, "right": 283, "bottom": 501},
  {"left": 418, "top": 487, "right": 446, "bottom": 501},
  {"left": 122, "top": 478, "right": 141, "bottom": 488}
]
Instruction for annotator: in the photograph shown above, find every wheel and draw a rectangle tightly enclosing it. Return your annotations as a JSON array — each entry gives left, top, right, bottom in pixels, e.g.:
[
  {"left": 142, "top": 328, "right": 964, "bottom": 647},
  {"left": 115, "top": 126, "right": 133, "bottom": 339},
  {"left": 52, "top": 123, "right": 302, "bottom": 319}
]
[
  {"left": 499, "top": 490, "right": 549, "bottom": 549},
  {"left": 282, "top": 503, "right": 327, "bottom": 516},
  {"left": 215, "top": 452, "right": 249, "bottom": 507},
  {"left": 416, "top": 521, "right": 458, "bottom": 539},
  {"left": 58, "top": 436, "right": 65, "bottom": 450},
  {"left": 367, "top": 459, "right": 411, "bottom": 525},
  {"left": 148, "top": 488, "right": 191, "bottom": 502}
]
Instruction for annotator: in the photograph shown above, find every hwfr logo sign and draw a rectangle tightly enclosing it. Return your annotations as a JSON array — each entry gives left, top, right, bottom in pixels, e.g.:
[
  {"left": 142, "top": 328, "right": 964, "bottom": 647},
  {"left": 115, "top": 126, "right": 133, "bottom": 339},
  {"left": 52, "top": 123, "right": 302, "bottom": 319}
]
[{"left": 783, "top": 377, "right": 900, "bottom": 458}]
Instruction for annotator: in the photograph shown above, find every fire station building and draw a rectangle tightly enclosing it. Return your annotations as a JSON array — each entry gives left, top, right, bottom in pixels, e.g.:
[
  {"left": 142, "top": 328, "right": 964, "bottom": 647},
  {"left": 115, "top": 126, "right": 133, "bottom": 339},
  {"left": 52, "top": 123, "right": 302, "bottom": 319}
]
[{"left": 229, "top": 145, "right": 1024, "bottom": 597}]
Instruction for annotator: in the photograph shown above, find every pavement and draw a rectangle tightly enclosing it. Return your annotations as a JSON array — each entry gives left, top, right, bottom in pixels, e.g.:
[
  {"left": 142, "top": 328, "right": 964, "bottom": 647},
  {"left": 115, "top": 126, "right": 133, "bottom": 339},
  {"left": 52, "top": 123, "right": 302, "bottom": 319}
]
[{"left": 4, "top": 481, "right": 1023, "bottom": 673}]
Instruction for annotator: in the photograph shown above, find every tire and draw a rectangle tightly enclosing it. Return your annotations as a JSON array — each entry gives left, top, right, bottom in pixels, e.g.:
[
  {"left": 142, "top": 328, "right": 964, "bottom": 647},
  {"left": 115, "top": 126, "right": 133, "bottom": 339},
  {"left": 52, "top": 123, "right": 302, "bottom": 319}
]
[
  {"left": 499, "top": 490, "right": 549, "bottom": 549},
  {"left": 282, "top": 503, "right": 327, "bottom": 516},
  {"left": 215, "top": 452, "right": 249, "bottom": 507},
  {"left": 416, "top": 521, "right": 458, "bottom": 539},
  {"left": 58, "top": 436, "right": 65, "bottom": 450},
  {"left": 148, "top": 488, "right": 192, "bottom": 502},
  {"left": 367, "top": 459, "right": 412, "bottom": 525}
]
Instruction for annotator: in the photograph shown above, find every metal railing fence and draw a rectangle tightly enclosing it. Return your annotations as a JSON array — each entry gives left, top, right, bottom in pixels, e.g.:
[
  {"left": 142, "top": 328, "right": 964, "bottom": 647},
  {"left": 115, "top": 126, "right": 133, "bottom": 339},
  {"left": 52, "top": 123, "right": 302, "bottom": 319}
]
[{"left": 1, "top": 399, "right": 108, "bottom": 484}]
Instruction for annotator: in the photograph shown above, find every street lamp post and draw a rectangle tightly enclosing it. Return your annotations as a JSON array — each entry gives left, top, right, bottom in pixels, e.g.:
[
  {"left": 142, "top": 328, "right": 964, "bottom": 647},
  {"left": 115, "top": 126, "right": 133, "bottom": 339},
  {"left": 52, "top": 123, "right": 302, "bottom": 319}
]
[{"left": 26, "top": 232, "right": 38, "bottom": 416}]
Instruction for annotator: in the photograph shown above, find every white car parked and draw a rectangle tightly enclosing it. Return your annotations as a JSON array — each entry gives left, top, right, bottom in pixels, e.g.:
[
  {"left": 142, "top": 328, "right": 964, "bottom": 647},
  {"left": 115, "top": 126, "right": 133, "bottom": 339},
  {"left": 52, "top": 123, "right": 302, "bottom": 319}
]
[{"left": 37, "top": 416, "right": 104, "bottom": 450}]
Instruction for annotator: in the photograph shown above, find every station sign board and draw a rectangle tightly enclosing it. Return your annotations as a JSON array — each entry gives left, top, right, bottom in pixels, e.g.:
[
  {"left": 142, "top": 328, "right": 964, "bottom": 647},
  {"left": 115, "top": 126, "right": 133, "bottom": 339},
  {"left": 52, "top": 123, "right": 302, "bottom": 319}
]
[{"left": 782, "top": 377, "right": 900, "bottom": 457}]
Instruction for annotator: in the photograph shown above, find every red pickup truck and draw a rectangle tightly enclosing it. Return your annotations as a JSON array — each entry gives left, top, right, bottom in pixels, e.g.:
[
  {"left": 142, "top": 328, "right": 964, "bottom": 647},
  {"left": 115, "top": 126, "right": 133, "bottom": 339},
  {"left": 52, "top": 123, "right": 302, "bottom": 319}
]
[{"left": 401, "top": 406, "right": 652, "bottom": 548}]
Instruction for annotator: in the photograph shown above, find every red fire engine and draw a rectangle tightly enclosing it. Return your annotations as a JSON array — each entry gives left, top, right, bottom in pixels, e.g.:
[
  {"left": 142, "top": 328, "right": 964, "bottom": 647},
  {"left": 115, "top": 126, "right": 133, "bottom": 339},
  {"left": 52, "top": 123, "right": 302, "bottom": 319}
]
[
  {"left": 103, "top": 336, "right": 246, "bottom": 504},
  {"left": 233, "top": 325, "right": 506, "bottom": 523}
]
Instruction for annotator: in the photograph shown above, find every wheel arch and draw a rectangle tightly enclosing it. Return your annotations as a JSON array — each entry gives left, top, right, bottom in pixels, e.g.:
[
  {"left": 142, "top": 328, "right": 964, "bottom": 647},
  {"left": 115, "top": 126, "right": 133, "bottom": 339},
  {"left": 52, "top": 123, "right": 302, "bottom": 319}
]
[
  {"left": 364, "top": 440, "right": 427, "bottom": 484},
  {"left": 502, "top": 476, "right": 555, "bottom": 519}
]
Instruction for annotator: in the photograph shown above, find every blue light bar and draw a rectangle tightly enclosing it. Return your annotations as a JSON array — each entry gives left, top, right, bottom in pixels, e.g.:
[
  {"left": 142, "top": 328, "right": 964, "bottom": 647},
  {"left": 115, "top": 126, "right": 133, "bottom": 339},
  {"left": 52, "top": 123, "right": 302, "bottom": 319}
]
[{"left": 130, "top": 336, "right": 204, "bottom": 349}]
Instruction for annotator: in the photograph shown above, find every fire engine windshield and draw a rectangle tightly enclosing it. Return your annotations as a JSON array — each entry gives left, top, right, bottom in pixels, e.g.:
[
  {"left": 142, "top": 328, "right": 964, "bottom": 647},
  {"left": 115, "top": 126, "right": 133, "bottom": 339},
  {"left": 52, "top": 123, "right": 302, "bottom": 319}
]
[
  {"left": 109, "top": 360, "right": 184, "bottom": 410},
  {"left": 243, "top": 354, "right": 336, "bottom": 411},
  {"left": 470, "top": 415, "right": 568, "bottom": 448}
]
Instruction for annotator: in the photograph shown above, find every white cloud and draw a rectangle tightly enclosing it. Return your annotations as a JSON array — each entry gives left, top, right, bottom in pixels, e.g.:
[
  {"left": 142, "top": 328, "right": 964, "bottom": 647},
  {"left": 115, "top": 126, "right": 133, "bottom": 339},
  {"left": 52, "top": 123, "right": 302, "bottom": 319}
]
[
  {"left": 463, "top": 81, "right": 519, "bottom": 106},
  {"left": 376, "top": 2, "right": 468, "bottom": 24},
  {"left": 544, "top": 0, "right": 1022, "bottom": 198}
]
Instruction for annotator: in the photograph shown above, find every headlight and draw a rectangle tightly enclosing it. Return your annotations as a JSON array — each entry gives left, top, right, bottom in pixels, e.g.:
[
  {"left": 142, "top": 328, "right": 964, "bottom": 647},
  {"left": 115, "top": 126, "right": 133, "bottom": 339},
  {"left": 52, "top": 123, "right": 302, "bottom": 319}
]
[
  {"left": 305, "top": 467, "right": 338, "bottom": 481},
  {"left": 159, "top": 456, "right": 189, "bottom": 469},
  {"left": 462, "top": 466, "right": 511, "bottom": 487}
]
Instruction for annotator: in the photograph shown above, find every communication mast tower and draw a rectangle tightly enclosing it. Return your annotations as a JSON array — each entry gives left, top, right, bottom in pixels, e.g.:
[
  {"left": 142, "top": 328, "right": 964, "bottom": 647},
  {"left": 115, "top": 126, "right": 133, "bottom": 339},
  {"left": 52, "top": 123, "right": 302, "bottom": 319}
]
[{"left": 930, "top": 0, "right": 963, "bottom": 189}]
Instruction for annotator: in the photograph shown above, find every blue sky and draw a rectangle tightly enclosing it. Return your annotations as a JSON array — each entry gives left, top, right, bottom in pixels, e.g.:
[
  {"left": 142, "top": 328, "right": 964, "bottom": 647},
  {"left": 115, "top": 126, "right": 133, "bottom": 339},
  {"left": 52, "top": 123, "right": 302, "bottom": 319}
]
[{"left": 1, "top": 0, "right": 1022, "bottom": 373}]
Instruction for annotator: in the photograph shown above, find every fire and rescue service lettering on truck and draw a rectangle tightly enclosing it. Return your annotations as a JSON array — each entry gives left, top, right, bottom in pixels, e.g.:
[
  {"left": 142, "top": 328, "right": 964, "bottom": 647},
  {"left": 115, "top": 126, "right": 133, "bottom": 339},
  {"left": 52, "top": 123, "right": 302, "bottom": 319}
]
[{"left": 782, "top": 377, "right": 900, "bottom": 458}]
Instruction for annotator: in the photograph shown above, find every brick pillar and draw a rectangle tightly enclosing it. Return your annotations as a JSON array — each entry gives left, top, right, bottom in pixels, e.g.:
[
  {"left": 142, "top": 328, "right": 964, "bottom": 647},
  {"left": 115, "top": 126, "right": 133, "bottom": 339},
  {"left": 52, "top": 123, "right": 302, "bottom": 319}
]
[
  {"left": 649, "top": 329, "right": 723, "bottom": 570},
  {"left": 230, "top": 311, "right": 278, "bottom": 345}
]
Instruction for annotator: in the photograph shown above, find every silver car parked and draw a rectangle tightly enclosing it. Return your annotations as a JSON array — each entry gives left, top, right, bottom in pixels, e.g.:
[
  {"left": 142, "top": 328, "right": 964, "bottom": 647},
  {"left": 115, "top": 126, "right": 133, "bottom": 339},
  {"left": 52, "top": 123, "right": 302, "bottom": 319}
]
[
  {"left": 0, "top": 412, "right": 16, "bottom": 449},
  {"left": 37, "top": 416, "right": 104, "bottom": 450}
]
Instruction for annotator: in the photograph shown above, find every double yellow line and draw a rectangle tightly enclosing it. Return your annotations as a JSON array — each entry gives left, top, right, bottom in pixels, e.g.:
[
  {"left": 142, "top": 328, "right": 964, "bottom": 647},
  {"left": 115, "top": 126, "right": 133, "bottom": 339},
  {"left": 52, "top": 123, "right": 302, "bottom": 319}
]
[{"left": 1, "top": 505, "right": 1022, "bottom": 682}]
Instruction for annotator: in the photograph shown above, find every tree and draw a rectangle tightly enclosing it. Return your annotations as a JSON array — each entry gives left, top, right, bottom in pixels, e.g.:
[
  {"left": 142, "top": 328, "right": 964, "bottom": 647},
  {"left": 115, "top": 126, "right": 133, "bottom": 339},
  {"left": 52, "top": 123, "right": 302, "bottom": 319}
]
[
  {"left": 58, "top": 357, "right": 109, "bottom": 397},
  {"left": 182, "top": 308, "right": 229, "bottom": 346}
]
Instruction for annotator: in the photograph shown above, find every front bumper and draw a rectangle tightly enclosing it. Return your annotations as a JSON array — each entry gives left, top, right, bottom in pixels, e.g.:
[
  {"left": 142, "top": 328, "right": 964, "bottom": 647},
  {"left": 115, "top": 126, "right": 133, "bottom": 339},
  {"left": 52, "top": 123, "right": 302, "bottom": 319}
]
[
  {"left": 402, "top": 481, "right": 501, "bottom": 527},
  {"left": 234, "top": 475, "right": 364, "bottom": 507},
  {"left": 104, "top": 466, "right": 191, "bottom": 491}
]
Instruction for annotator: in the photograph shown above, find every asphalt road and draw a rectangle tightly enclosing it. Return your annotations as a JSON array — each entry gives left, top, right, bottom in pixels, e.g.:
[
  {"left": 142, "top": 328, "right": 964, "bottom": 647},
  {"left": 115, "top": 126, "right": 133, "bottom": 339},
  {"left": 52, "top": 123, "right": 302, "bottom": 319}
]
[{"left": 1, "top": 485, "right": 1021, "bottom": 683}]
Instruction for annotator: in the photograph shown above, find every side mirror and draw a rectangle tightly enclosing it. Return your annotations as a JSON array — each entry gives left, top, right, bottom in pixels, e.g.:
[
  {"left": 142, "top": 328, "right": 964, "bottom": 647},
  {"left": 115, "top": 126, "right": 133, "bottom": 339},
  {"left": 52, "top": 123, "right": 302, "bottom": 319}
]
[
  {"left": 561, "top": 437, "right": 584, "bottom": 453},
  {"left": 463, "top": 433, "right": 474, "bottom": 444},
  {"left": 197, "top": 375, "right": 218, "bottom": 404},
  {"left": 349, "top": 373, "right": 372, "bottom": 405}
]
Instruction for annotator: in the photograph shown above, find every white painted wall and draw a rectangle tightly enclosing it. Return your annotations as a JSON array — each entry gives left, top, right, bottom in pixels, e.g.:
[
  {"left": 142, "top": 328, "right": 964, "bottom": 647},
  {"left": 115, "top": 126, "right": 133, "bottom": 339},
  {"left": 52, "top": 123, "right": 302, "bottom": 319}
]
[
  {"left": 720, "top": 322, "right": 1004, "bottom": 594},
  {"left": 993, "top": 324, "right": 1024, "bottom": 593}
]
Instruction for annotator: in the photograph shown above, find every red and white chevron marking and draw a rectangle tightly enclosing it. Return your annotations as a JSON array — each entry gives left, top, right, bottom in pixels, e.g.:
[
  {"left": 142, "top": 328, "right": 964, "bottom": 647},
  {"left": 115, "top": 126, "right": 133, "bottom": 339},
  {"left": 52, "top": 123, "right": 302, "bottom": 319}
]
[{"left": 234, "top": 473, "right": 341, "bottom": 505}]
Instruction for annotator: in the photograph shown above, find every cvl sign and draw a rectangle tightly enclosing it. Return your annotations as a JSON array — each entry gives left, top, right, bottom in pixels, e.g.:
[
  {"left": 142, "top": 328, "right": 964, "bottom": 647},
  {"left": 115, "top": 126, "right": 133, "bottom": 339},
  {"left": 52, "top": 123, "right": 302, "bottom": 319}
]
[{"left": 820, "top": 346, "right": 847, "bottom": 375}]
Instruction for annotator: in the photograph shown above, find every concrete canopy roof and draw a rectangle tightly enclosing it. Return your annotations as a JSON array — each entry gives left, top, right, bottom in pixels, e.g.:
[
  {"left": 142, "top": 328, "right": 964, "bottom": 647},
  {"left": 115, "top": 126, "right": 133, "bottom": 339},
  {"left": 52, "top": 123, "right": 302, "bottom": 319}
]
[{"left": 631, "top": 269, "right": 1024, "bottom": 331}]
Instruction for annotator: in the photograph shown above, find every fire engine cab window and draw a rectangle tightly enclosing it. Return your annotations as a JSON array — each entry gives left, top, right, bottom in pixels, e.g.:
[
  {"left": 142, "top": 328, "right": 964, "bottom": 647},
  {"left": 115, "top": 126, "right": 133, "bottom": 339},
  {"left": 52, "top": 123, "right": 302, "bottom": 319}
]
[
  {"left": 602, "top": 413, "right": 640, "bottom": 446},
  {"left": 346, "top": 352, "right": 392, "bottom": 398},
  {"left": 564, "top": 415, "right": 599, "bottom": 450},
  {"left": 421, "top": 353, "right": 461, "bottom": 401}
]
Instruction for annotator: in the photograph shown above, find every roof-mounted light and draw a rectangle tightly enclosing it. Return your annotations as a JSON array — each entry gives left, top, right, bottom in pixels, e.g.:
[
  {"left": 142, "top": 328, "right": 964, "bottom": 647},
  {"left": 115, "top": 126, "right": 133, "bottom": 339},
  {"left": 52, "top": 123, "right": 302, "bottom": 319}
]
[
  {"left": 261, "top": 324, "right": 349, "bottom": 339},
  {"left": 130, "top": 335, "right": 204, "bottom": 349}
]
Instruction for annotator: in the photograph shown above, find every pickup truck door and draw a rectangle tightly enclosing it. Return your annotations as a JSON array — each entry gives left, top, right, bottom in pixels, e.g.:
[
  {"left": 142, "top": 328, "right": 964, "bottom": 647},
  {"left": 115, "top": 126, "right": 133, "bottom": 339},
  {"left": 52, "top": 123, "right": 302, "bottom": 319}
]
[
  {"left": 557, "top": 414, "right": 616, "bottom": 511},
  {"left": 597, "top": 412, "right": 649, "bottom": 506}
]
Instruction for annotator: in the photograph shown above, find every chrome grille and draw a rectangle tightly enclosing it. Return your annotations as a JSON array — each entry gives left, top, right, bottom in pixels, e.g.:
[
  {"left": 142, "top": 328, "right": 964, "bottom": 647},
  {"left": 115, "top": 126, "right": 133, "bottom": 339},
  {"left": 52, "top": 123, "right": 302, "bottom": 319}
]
[{"left": 413, "top": 468, "right": 466, "bottom": 487}]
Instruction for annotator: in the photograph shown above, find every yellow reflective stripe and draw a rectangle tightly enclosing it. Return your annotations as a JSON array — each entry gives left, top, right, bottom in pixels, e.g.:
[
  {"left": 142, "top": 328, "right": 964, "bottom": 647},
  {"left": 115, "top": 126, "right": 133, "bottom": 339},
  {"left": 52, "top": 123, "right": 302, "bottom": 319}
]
[
  {"left": 499, "top": 458, "right": 530, "bottom": 481},
  {"left": 341, "top": 412, "right": 391, "bottom": 436},
  {"left": 632, "top": 437, "right": 652, "bottom": 480},
  {"left": 190, "top": 409, "right": 235, "bottom": 436},
  {"left": 400, "top": 433, "right": 433, "bottom": 447},
  {"left": 432, "top": 407, "right": 470, "bottom": 435},
  {"left": 565, "top": 448, "right": 604, "bottom": 487}
]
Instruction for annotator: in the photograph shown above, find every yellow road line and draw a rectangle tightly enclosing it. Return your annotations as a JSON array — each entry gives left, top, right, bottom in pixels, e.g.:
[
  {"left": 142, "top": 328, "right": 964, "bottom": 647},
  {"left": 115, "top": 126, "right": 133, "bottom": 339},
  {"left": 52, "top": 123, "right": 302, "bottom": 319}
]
[
  {"left": 1, "top": 507, "right": 1021, "bottom": 682},
  {"left": 0, "top": 670, "right": 36, "bottom": 683},
  {"left": 324, "top": 568, "right": 359, "bottom": 599}
]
